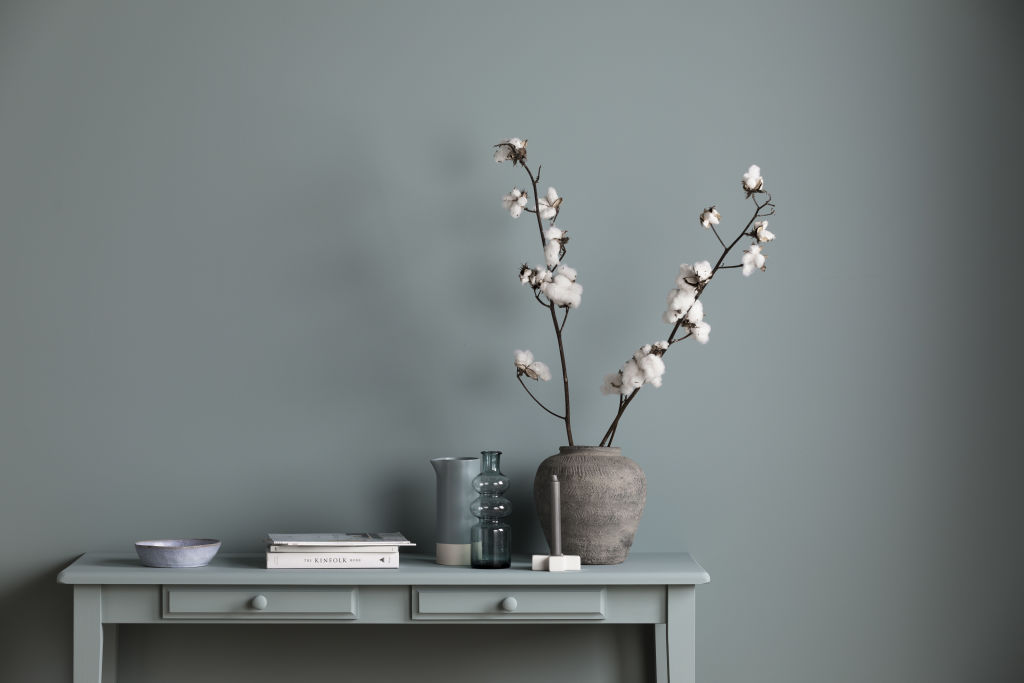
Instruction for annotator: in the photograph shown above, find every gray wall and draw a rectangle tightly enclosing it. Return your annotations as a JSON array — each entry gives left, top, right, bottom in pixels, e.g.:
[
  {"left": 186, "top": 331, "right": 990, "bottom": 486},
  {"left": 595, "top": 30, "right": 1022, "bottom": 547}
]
[{"left": 1, "top": 1, "right": 1021, "bottom": 681}]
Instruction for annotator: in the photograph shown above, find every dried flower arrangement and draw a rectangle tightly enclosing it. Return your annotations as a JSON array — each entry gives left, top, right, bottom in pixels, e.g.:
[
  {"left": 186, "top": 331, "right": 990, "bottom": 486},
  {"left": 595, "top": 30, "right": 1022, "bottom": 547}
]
[{"left": 494, "top": 138, "right": 777, "bottom": 447}]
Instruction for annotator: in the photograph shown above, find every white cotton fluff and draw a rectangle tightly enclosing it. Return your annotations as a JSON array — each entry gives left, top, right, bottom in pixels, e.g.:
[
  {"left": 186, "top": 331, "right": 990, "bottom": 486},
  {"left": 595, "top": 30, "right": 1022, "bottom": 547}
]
[
  {"left": 664, "top": 286, "right": 696, "bottom": 324},
  {"left": 538, "top": 187, "right": 561, "bottom": 220},
  {"left": 544, "top": 230, "right": 567, "bottom": 267},
  {"left": 519, "top": 266, "right": 535, "bottom": 285},
  {"left": 693, "top": 261, "right": 713, "bottom": 283},
  {"left": 685, "top": 300, "right": 704, "bottom": 324},
  {"left": 528, "top": 361, "right": 552, "bottom": 381},
  {"left": 502, "top": 188, "right": 528, "bottom": 218},
  {"left": 755, "top": 221, "right": 775, "bottom": 243},
  {"left": 557, "top": 264, "right": 577, "bottom": 281},
  {"left": 601, "top": 372, "right": 624, "bottom": 396},
  {"left": 494, "top": 138, "right": 526, "bottom": 163},
  {"left": 514, "top": 349, "right": 534, "bottom": 369},
  {"left": 637, "top": 353, "right": 666, "bottom": 388},
  {"left": 514, "top": 349, "right": 551, "bottom": 381},
  {"left": 541, "top": 273, "right": 583, "bottom": 308},
  {"left": 692, "top": 321, "right": 711, "bottom": 344},
  {"left": 700, "top": 206, "right": 721, "bottom": 229},
  {"left": 531, "top": 268, "right": 553, "bottom": 286},
  {"left": 742, "top": 244, "right": 766, "bottom": 276},
  {"left": 545, "top": 227, "right": 564, "bottom": 242},
  {"left": 742, "top": 164, "right": 763, "bottom": 192},
  {"left": 676, "top": 264, "right": 698, "bottom": 288},
  {"left": 620, "top": 359, "right": 645, "bottom": 391},
  {"left": 668, "top": 286, "right": 696, "bottom": 310},
  {"left": 544, "top": 240, "right": 561, "bottom": 268}
]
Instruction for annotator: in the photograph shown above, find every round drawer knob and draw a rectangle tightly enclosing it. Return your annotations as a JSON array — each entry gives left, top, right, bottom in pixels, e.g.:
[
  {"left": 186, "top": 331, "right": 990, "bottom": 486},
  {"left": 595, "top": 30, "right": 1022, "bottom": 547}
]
[
  {"left": 500, "top": 596, "right": 518, "bottom": 612},
  {"left": 250, "top": 594, "right": 268, "bottom": 610}
]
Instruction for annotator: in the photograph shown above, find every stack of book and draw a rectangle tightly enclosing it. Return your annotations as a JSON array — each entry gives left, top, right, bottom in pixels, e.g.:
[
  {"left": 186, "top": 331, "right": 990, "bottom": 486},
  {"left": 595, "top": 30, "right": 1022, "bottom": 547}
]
[{"left": 265, "top": 532, "right": 415, "bottom": 569}]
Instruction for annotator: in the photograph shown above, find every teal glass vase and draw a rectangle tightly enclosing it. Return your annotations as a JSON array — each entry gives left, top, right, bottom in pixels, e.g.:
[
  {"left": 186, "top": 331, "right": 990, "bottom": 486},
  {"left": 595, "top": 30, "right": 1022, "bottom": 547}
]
[{"left": 470, "top": 451, "right": 511, "bottom": 569}]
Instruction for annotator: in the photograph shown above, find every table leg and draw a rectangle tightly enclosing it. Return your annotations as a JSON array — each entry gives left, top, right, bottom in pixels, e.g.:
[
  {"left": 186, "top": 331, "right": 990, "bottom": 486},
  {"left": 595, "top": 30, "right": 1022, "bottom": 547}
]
[
  {"left": 665, "top": 586, "right": 696, "bottom": 683},
  {"left": 654, "top": 623, "right": 668, "bottom": 683},
  {"left": 73, "top": 585, "right": 104, "bottom": 683},
  {"left": 102, "top": 624, "right": 118, "bottom": 683}
]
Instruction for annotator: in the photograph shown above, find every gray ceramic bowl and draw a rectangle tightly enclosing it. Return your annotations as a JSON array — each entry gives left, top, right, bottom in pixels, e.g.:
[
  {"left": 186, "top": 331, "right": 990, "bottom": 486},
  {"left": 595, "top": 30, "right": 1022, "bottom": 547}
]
[{"left": 135, "top": 539, "right": 221, "bottom": 568}]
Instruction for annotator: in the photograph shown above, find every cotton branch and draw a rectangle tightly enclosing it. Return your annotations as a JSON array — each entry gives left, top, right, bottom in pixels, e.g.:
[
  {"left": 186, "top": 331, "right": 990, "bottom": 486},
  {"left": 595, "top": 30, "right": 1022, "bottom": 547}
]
[{"left": 598, "top": 188, "right": 775, "bottom": 447}]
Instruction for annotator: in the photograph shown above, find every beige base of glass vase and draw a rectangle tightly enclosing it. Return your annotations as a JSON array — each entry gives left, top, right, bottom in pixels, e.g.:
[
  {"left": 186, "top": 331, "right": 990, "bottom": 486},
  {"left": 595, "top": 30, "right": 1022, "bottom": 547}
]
[{"left": 533, "top": 446, "right": 647, "bottom": 565}]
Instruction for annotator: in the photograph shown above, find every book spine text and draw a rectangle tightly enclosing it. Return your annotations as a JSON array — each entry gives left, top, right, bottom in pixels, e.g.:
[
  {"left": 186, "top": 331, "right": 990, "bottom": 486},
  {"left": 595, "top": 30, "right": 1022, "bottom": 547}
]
[{"left": 266, "top": 552, "right": 399, "bottom": 569}]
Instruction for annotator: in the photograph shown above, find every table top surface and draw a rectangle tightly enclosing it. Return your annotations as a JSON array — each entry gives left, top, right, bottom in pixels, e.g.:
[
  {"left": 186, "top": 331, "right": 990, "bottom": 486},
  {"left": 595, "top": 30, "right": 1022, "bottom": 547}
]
[{"left": 58, "top": 552, "right": 710, "bottom": 586}]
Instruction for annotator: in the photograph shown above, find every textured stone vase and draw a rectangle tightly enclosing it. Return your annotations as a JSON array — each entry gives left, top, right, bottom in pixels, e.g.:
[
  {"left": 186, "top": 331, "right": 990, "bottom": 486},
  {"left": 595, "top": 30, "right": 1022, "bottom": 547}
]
[{"left": 533, "top": 446, "right": 646, "bottom": 565}]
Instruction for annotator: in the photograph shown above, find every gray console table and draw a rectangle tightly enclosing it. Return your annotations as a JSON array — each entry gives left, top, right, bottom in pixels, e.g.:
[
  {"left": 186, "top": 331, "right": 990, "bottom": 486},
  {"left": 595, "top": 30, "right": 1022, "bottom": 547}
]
[{"left": 59, "top": 552, "right": 709, "bottom": 682}]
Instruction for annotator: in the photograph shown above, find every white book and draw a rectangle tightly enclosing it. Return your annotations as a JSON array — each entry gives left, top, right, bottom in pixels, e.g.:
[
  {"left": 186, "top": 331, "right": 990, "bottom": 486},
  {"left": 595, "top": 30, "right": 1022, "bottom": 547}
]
[
  {"left": 266, "top": 551, "right": 399, "bottom": 569},
  {"left": 267, "top": 544, "right": 400, "bottom": 554},
  {"left": 266, "top": 532, "right": 414, "bottom": 547}
]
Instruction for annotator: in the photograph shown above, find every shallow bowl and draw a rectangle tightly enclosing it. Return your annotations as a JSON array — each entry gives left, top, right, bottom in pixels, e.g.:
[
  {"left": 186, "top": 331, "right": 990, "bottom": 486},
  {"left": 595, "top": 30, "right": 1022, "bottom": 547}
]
[{"left": 135, "top": 539, "right": 221, "bottom": 568}]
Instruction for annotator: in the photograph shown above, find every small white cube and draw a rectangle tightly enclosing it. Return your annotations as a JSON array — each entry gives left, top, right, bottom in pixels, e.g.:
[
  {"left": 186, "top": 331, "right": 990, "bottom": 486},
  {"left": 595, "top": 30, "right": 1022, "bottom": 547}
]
[
  {"left": 531, "top": 554, "right": 581, "bottom": 571},
  {"left": 548, "top": 555, "right": 581, "bottom": 572}
]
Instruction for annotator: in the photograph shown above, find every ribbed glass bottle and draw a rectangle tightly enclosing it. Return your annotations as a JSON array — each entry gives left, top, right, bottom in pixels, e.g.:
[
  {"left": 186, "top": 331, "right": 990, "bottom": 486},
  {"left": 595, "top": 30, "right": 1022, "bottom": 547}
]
[{"left": 470, "top": 451, "right": 511, "bottom": 569}]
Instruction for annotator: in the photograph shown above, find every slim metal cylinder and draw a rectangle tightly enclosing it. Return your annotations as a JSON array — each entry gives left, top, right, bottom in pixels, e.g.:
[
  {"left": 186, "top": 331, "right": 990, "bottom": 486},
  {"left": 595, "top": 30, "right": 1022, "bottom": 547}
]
[{"left": 551, "top": 475, "right": 562, "bottom": 556}]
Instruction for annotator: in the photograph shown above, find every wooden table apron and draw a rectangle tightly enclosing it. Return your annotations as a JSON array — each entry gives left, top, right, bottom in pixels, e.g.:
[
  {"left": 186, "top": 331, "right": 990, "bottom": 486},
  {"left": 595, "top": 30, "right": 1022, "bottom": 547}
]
[{"left": 59, "top": 552, "right": 710, "bottom": 683}]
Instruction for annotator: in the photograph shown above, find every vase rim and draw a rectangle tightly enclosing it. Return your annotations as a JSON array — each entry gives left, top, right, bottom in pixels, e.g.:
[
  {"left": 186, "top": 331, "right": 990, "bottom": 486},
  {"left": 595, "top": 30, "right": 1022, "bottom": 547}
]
[{"left": 558, "top": 445, "right": 622, "bottom": 454}]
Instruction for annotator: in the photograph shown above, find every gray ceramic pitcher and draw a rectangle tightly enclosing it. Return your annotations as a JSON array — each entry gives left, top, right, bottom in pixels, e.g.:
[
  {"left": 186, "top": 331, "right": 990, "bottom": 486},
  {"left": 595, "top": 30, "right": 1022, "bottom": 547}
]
[{"left": 430, "top": 456, "right": 480, "bottom": 565}]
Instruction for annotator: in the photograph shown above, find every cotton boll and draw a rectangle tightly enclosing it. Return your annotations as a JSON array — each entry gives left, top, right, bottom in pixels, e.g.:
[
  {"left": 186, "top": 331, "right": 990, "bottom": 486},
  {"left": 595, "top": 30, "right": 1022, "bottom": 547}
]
[
  {"left": 669, "top": 288, "right": 696, "bottom": 314},
  {"left": 557, "top": 264, "right": 577, "bottom": 281},
  {"left": 544, "top": 240, "right": 561, "bottom": 268},
  {"left": 637, "top": 353, "right": 666, "bottom": 388},
  {"left": 692, "top": 321, "right": 711, "bottom": 344},
  {"left": 664, "top": 286, "right": 695, "bottom": 325},
  {"left": 514, "top": 349, "right": 535, "bottom": 369},
  {"left": 676, "top": 264, "right": 698, "bottom": 288},
  {"left": 531, "top": 268, "right": 553, "bottom": 287},
  {"left": 544, "top": 231, "right": 568, "bottom": 268},
  {"left": 685, "top": 300, "right": 704, "bottom": 324},
  {"left": 528, "top": 361, "right": 552, "bottom": 381},
  {"left": 755, "top": 221, "right": 775, "bottom": 243},
  {"left": 515, "top": 349, "right": 552, "bottom": 381},
  {"left": 693, "top": 261, "right": 713, "bottom": 283},
  {"left": 620, "top": 359, "right": 645, "bottom": 391},
  {"left": 538, "top": 187, "right": 562, "bottom": 220},
  {"left": 601, "top": 372, "right": 624, "bottom": 396},
  {"left": 541, "top": 273, "right": 582, "bottom": 308},
  {"left": 699, "top": 206, "right": 721, "bottom": 229},
  {"left": 495, "top": 138, "right": 527, "bottom": 163},
  {"left": 502, "top": 188, "right": 528, "bottom": 218},
  {"left": 742, "top": 164, "right": 763, "bottom": 193},
  {"left": 519, "top": 265, "right": 535, "bottom": 285},
  {"left": 742, "top": 244, "right": 766, "bottom": 276}
]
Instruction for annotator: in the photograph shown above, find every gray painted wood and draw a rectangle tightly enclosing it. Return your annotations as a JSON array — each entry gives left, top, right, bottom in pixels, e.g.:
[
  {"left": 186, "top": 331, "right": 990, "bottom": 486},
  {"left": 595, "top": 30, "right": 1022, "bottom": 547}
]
[
  {"left": 667, "top": 586, "right": 697, "bottom": 683},
  {"left": 101, "top": 625, "right": 117, "bottom": 683},
  {"left": 61, "top": 552, "right": 707, "bottom": 682},
  {"left": 164, "top": 586, "right": 359, "bottom": 620},
  {"left": 413, "top": 586, "right": 606, "bottom": 620},
  {"left": 58, "top": 552, "right": 710, "bottom": 586},
  {"left": 73, "top": 586, "right": 103, "bottom": 683},
  {"left": 655, "top": 622, "right": 668, "bottom": 683}
]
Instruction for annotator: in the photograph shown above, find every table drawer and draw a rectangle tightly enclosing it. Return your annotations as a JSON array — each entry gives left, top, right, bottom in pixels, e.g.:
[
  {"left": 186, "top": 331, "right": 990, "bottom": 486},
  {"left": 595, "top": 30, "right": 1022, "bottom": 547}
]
[
  {"left": 163, "top": 586, "right": 358, "bottom": 620},
  {"left": 413, "top": 586, "right": 606, "bottom": 620}
]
